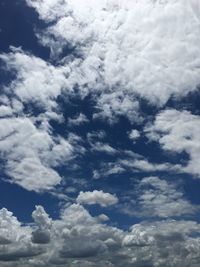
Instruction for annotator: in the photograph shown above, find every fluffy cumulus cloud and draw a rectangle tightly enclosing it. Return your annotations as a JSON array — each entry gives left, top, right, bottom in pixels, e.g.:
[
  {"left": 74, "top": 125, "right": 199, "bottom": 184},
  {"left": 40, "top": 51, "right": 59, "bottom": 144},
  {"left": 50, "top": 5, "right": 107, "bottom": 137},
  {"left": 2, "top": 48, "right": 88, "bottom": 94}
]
[
  {"left": 0, "top": 205, "right": 123, "bottom": 266},
  {"left": 0, "top": 116, "right": 73, "bottom": 191},
  {"left": 145, "top": 109, "right": 200, "bottom": 177},
  {"left": 0, "top": 208, "right": 43, "bottom": 264},
  {"left": 0, "top": 47, "right": 67, "bottom": 110},
  {"left": 0, "top": 47, "right": 79, "bottom": 191},
  {"left": 0, "top": 205, "right": 200, "bottom": 266},
  {"left": 76, "top": 190, "right": 118, "bottom": 207},
  {"left": 128, "top": 129, "right": 140, "bottom": 142},
  {"left": 25, "top": 0, "right": 200, "bottom": 121},
  {"left": 122, "top": 220, "right": 200, "bottom": 267}
]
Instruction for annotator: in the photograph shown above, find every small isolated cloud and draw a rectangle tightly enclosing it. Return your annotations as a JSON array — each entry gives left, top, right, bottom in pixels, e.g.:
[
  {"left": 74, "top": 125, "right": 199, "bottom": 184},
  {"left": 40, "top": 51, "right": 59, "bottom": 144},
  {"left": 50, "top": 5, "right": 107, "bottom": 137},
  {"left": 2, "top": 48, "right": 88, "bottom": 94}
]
[
  {"left": 118, "top": 156, "right": 181, "bottom": 174},
  {"left": 76, "top": 190, "right": 118, "bottom": 207},
  {"left": 92, "top": 164, "right": 125, "bottom": 179},
  {"left": 91, "top": 142, "right": 118, "bottom": 155},
  {"left": 128, "top": 129, "right": 140, "bottom": 142}
]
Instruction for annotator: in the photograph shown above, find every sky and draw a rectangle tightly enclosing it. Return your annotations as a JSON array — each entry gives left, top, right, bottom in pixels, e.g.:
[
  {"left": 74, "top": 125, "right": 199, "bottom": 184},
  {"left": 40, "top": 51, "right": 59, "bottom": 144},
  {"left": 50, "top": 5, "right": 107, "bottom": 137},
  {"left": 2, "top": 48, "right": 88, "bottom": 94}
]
[{"left": 0, "top": 0, "right": 200, "bottom": 266}]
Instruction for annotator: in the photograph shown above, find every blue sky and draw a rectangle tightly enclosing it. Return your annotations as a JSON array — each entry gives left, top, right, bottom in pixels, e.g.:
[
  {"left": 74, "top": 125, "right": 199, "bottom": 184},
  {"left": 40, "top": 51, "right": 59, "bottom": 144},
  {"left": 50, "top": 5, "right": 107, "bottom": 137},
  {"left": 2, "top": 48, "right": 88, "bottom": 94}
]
[{"left": 1, "top": 0, "right": 200, "bottom": 266}]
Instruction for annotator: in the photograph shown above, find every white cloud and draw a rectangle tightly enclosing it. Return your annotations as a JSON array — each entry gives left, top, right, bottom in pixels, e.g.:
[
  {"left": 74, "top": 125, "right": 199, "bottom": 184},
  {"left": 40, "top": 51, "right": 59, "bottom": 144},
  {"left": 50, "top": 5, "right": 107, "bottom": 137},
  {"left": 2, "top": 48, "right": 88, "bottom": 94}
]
[
  {"left": 91, "top": 142, "right": 118, "bottom": 155},
  {"left": 25, "top": 0, "right": 200, "bottom": 122},
  {"left": 134, "top": 176, "right": 197, "bottom": 218},
  {"left": 68, "top": 113, "right": 89, "bottom": 126},
  {"left": 0, "top": 208, "right": 44, "bottom": 264},
  {"left": 92, "top": 164, "right": 125, "bottom": 179},
  {"left": 0, "top": 47, "right": 67, "bottom": 110},
  {"left": 91, "top": 150, "right": 181, "bottom": 180},
  {"left": 128, "top": 129, "right": 140, "bottom": 142},
  {"left": 97, "top": 214, "right": 109, "bottom": 222},
  {"left": 145, "top": 109, "right": 200, "bottom": 177},
  {"left": 0, "top": 105, "right": 13, "bottom": 117},
  {"left": 0, "top": 116, "right": 73, "bottom": 191},
  {"left": 1, "top": 1, "right": 200, "bottom": 265},
  {"left": 76, "top": 190, "right": 118, "bottom": 207},
  {"left": 32, "top": 206, "right": 52, "bottom": 230},
  {"left": 87, "top": 131, "right": 118, "bottom": 155},
  {"left": 0, "top": 208, "right": 29, "bottom": 245},
  {"left": 118, "top": 157, "right": 181, "bottom": 174},
  {"left": 0, "top": 204, "right": 200, "bottom": 266},
  {"left": 122, "top": 220, "right": 200, "bottom": 267},
  {"left": 31, "top": 206, "right": 52, "bottom": 244}
]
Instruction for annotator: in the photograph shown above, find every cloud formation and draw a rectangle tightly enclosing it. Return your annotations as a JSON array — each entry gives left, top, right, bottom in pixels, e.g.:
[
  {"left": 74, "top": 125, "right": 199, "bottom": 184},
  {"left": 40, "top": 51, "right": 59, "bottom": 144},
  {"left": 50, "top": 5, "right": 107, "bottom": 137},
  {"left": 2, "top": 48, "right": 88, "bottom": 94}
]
[
  {"left": 126, "top": 176, "right": 197, "bottom": 218},
  {"left": 77, "top": 190, "right": 118, "bottom": 207},
  {"left": 0, "top": 116, "right": 73, "bottom": 191},
  {"left": 128, "top": 129, "right": 140, "bottom": 142},
  {"left": 0, "top": 205, "right": 200, "bottom": 266},
  {"left": 0, "top": 47, "right": 67, "bottom": 111},
  {"left": 25, "top": 0, "right": 200, "bottom": 122},
  {"left": 145, "top": 109, "right": 200, "bottom": 177}
]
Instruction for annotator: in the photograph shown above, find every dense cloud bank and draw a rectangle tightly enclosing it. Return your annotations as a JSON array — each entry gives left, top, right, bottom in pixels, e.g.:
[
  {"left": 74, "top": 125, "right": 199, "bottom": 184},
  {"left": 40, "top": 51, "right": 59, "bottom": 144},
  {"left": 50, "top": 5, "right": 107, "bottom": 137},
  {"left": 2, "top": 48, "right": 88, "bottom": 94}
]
[{"left": 0, "top": 205, "right": 200, "bottom": 267}]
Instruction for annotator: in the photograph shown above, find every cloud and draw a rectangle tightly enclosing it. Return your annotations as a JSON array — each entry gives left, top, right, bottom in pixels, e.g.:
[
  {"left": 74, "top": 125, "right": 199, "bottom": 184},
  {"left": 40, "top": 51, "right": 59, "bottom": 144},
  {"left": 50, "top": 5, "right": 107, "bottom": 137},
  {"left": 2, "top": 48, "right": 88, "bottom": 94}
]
[
  {"left": 0, "top": 47, "right": 67, "bottom": 111},
  {"left": 90, "top": 142, "right": 118, "bottom": 155},
  {"left": 0, "top": 204, "right": 121, "bottom": 265},
  {"left": 1, "top": 1, "right": 200, "bottom": 265},
  {"left": 76, "top": 190, "right": 118, "bottom": 207},
  {"left": 0, "top": 116, "right": 73, "bottom": 191},
  {"left": 128, "top": 129, "right": 140, "bottom": 142},
  {"left": 119, "top": 158, "right": 180, "bottom": 173},
  {"left": 1, "top": 0, "right": 200, "bottom": 194},
  {"left": 122, "top": 219, "right": 200, "bottom": 267},
  {"left": 145, "top": 109, "right": 200, "bottom": 177},
  {"left": 0, "top": 105, "right": 13, "bottom": 117},
  {"left": 68, "top": 113, "right": 89, "bottom": 126},
  {"left": 91, "top": 150, "right": 181, "bottom": 180},
  {"left": 25, "top": 0, "right": 200, "bottom": 122},
  {"left": 130, "top": 176, "right": 197, "bottom": 218},
  {"left": 0, "top": 208, "right": 29, "bottom": 245},
  {"left": 31, "top": 206, "right": 52, "bottom": 244},
  {"left": 92, "top": 164, "right": 126, "bottom": 179},
  {"left": 0, "top": 205, "right": 200, "bottom": 266},
  {"left": 87, "top": 132, "right": 118, "bottom": 155},
  {"left": 32, "top": 206, "right": 52, "bottom": 230},
  {"left": 0, "top": 208, "right": 44, "bottom": 264}
]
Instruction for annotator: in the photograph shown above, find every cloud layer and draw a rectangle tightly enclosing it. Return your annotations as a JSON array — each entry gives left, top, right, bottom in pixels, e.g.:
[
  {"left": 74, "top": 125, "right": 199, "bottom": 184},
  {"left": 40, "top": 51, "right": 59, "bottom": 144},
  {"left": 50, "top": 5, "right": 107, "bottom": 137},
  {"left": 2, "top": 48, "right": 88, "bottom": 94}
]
[{"left": 0, "top": 205, "right": 200, "bottom": 267}]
